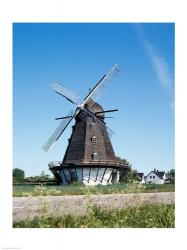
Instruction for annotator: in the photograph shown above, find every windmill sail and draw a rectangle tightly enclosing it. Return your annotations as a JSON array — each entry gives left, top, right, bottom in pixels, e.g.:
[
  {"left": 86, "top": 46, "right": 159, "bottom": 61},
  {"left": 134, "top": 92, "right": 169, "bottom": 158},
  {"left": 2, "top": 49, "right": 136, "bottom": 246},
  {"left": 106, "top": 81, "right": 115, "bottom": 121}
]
[
  {"left": 42, "top": 110, "right": 76, "bottom": 152},
  {"left": 50, "top": 81, "right": 79, "bottom": 105},
  {"left": 82, "top": 64, "right": 120, "bottom": 107}
]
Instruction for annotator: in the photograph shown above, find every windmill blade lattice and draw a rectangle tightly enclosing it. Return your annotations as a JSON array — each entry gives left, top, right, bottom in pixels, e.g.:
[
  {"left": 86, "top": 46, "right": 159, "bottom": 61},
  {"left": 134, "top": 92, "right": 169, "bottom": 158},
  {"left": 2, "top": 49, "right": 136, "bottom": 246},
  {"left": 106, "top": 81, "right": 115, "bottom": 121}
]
[
  {"left": 42, "top": 110, "right": 76, "bottom": 152},
  {"left": 50, "top": 81, "right": 80, "bottom": 105},
  {"left": 83, "top": 64, "right": 120, "bottom": 107}
]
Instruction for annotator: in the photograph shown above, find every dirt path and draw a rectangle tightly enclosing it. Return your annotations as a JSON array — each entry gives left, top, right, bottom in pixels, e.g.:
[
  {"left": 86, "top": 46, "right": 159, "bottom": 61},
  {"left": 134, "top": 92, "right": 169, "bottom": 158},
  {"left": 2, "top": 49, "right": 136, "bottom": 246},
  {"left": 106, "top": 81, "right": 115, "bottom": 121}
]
[{"left": 13, "top": 192, "right": 175, "bottom": 223}]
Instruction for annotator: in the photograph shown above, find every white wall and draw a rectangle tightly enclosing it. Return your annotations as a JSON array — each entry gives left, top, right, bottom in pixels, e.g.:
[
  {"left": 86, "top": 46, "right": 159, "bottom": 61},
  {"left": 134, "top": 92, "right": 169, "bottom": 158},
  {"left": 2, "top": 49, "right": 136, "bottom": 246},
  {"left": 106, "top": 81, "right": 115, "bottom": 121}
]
[
  {"left": 82, "top": 167, "right": 113, "bottom": 186},
  {"left": 59, "top": 167, "right": 116, "bottom": 185},
  {"left": 145, "top": 172, "right": 164, "bottom": 184}
]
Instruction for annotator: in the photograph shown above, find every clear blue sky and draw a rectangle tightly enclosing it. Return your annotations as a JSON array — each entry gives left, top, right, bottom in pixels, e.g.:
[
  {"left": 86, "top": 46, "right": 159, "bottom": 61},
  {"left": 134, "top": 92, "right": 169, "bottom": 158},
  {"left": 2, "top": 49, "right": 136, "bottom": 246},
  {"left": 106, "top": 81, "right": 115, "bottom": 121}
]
[{"left": 13, "top": 23, "right": 174, "bottom": 177}]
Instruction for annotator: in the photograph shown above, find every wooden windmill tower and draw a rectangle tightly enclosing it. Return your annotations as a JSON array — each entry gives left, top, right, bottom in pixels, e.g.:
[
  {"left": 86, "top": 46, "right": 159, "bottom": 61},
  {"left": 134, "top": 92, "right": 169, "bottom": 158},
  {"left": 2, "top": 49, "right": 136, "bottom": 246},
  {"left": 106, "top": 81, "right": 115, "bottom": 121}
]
[{"left": 42, "top": 65, "right": 131, "bottom": 185}]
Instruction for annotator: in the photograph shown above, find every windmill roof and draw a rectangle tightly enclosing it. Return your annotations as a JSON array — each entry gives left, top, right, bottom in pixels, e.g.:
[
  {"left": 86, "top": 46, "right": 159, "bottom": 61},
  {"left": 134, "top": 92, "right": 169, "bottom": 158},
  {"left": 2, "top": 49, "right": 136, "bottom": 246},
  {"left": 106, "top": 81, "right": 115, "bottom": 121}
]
[{"left": 86, "top": 101, "right": 104, "bottom": 118}]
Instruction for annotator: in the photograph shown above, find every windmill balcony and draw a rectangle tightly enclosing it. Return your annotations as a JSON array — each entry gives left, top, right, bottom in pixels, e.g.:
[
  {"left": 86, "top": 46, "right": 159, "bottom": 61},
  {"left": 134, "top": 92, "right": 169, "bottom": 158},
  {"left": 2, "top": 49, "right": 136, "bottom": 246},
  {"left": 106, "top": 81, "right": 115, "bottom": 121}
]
[{"left": 48, "top": 160, "right": 130, "bottom": 186}]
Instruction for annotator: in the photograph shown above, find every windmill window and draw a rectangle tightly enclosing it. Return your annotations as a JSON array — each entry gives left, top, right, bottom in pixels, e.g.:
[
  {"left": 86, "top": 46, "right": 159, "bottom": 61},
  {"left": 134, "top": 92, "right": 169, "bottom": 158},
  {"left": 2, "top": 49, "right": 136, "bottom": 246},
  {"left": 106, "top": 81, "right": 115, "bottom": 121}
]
[
  {"left": 93, "top": 152, "right": 98, "bottom": 161},
  {"left": 90, "top": 122, "right": 95, "bottom": 129},
  {"left": 92, "top": 136, "right": 97, "bottom": 144}
]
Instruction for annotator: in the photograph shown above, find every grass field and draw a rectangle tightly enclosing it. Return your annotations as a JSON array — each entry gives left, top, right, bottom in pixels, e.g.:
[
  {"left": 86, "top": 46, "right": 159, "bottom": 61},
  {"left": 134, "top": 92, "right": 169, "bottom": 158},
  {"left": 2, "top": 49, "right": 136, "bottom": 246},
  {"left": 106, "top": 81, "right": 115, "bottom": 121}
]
[
  {"left": 13, "top": 203, "right": 175, "bottom": 228},
  {"left": 13, "top": 183, "right": 175, "bottom": 197}
]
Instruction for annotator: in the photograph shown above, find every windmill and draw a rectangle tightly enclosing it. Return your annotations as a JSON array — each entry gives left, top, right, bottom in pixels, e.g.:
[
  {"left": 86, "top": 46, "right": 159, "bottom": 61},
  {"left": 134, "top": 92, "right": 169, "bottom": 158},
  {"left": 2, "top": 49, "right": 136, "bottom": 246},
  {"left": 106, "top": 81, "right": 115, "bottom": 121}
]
[{"left": 42, "top": 64, "right": 131, "bottom": 185}]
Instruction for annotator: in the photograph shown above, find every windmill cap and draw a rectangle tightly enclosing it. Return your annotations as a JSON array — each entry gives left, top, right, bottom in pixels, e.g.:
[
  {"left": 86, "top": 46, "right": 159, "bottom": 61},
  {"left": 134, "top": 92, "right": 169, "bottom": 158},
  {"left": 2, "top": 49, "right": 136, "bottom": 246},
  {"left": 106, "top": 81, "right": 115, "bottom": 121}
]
[{"left": 86, "top": 100, "right": 104, "bottom": 119}]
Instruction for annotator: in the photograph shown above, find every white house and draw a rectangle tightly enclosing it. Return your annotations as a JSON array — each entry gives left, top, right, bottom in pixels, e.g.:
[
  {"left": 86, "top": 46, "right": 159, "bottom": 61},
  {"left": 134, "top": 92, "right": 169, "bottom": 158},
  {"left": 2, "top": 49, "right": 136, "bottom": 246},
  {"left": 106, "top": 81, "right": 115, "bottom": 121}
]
[{"left": 144, "top": 169, "right": 166, "bottom": 184}]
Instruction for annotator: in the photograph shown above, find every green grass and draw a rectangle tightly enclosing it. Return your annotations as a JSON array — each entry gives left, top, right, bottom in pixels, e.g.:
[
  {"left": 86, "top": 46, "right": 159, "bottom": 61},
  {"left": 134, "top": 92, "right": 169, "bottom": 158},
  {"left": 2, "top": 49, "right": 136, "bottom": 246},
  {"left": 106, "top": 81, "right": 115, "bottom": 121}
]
[
  {"left": 13, "top": 203, "right": 175, "bottom": 228},
  {"left": 13, "top": 183, "right": 175, "bottom": 197}
]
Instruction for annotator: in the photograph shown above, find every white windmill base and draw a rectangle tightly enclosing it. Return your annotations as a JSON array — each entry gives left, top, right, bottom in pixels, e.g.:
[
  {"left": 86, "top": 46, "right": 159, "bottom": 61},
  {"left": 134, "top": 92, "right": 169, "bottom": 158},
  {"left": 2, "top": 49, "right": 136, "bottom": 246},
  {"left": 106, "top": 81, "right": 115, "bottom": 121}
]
[{"left": 49, "top": 164, "right": 121, "bottom": 185}]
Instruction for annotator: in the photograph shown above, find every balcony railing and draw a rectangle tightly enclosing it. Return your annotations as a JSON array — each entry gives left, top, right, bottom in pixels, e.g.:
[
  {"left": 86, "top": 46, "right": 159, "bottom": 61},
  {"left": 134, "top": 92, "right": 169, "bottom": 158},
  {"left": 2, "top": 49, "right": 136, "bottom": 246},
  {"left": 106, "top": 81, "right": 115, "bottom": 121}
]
[{"left": 49, "top": 160, "right": 131, "bottom": 169}]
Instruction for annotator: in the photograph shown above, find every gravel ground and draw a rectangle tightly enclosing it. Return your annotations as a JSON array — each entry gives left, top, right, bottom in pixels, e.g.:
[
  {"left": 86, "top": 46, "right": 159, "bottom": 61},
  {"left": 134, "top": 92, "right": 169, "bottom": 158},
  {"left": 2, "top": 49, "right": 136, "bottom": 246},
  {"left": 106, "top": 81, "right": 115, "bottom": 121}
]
[{"left": 13, "top": 192, "right": 175, "bottom": 223}]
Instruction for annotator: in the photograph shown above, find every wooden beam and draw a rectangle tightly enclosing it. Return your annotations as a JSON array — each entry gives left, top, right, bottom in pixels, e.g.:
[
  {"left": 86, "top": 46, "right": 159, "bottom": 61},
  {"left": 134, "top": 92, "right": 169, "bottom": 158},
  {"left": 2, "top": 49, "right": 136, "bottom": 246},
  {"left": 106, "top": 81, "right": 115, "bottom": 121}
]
[
  {"left": 101, "top": 168, "right": 107, "bottom": 183},
  {"left": 67, "top": 168, "right": 72, "bottom": 180},
  {"left": 75, "top": 167, "right": 78, "bottom": 181},
  {"left": 95, "top": 167, "right": 100, "bottom": 182},
  {"left": 107, "top": 168, "right": 115, "bottom": 183},
  {"left": 88, "top": 166, "right": 92, "bottom": 183},
  {"left": 61, "top": 169, "right": 69, "bottom": 184},
  {"left": 82, "top": 168, "right": 84, "bottom": 181}
]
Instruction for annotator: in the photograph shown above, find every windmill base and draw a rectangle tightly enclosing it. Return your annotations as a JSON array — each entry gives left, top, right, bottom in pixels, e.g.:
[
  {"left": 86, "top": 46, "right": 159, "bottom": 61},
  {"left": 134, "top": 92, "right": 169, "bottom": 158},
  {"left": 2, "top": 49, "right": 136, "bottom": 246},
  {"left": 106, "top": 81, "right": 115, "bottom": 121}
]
[{"left": 49, "top": 161, "right": 129, "bottom": 186}]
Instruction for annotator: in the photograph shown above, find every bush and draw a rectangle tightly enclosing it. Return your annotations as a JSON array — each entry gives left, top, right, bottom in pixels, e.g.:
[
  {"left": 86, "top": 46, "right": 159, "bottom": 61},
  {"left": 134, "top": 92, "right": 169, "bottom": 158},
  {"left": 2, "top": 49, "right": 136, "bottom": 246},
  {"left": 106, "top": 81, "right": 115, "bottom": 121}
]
[{"left": 13, "top": 168, "right": 25, "bottom": 183}]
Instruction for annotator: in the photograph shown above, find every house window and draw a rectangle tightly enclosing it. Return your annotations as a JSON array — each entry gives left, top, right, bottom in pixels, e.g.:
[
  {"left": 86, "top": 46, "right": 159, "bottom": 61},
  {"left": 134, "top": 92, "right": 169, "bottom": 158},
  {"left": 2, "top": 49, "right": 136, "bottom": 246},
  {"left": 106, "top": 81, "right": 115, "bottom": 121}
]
[
  {"left": 92, "top": 136, "right": 97, "bottom": 144},
  {"left": 153, "top": 176, "right": 155, "bottom": 179},
  {"left": 93, "top": 152, "right": 98, "bottom": 161},
  {"left": 150, "top": 176, "right": 152, "bottom": 179}
]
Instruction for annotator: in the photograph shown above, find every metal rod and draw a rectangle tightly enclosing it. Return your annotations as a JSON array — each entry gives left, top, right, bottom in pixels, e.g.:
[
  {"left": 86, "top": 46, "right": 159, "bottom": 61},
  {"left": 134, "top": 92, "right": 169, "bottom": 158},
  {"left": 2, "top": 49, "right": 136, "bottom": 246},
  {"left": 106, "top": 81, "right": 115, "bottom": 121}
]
[
  {"left": 95, "top": 109, "right": 118, "bottom": 114},
  {"left": 55, "top": 116, "right": 73, "bottom": 120},
  {"left": 84, "top": 107, "right": 105, "bottom": 125}
]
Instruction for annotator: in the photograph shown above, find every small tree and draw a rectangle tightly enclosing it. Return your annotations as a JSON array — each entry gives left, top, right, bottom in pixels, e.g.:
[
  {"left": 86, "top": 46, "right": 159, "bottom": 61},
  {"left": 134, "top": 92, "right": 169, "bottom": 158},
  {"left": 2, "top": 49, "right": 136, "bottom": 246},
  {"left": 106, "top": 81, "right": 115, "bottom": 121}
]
[
  {"left": 166, "top": 169, "right": 175, "bottom": 183},
  {"left": 120, "top": 169, "right": 138, "bottom": 183},
  {"left": 13, "top": 168, "right": 25, "bottom": 183},
  {"left": 116, "top": 156, "right": 137, "bottom": 183}
]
